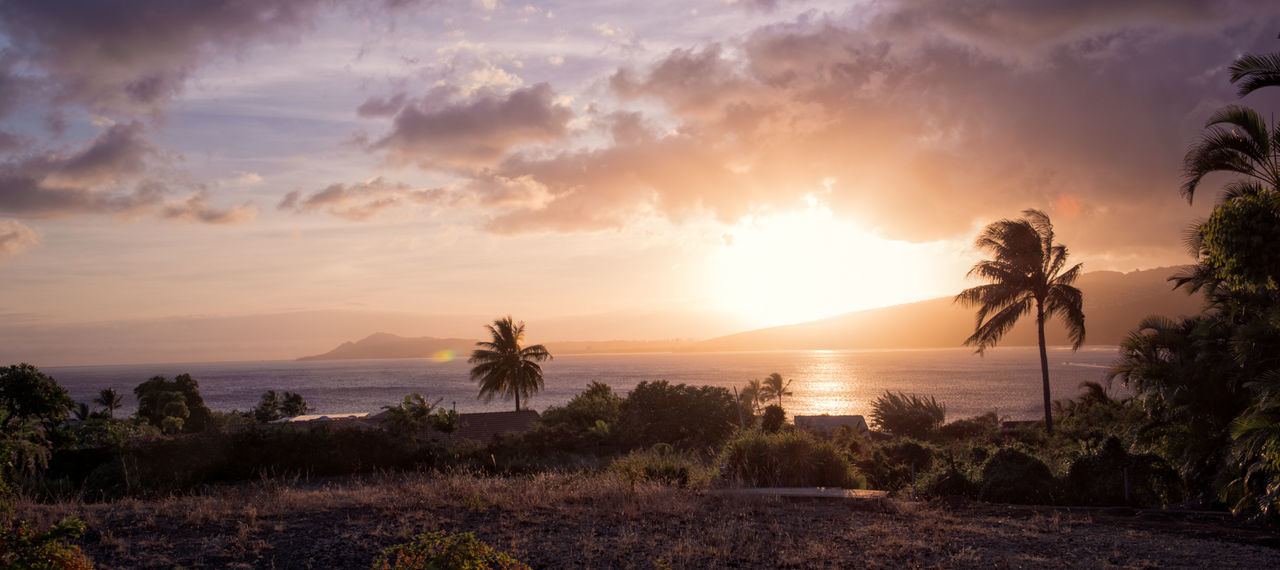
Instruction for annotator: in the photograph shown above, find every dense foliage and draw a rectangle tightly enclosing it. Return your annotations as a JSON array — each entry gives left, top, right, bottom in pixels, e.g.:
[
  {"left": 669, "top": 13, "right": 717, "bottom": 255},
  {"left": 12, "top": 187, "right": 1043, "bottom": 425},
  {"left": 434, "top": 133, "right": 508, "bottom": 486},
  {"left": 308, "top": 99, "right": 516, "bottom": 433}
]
[
  {"left": 133, "top": 374, "right": 213, "bottom": 434},
  {"left": 869, "top": 391, "right": 946, "bottom": 439},
  {"left": 617, "top": 381, "right": 737, "bottom": 451}
]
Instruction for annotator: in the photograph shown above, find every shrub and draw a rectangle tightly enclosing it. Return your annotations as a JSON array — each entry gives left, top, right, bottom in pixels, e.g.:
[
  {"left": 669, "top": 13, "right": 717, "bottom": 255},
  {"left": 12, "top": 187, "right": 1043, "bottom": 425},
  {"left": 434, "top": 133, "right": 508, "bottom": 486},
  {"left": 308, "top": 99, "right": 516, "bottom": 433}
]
[
  {"left": 134, "top": 374, "right": 213, "bottom": 434},
  {"left": 1065, "top": 437, "right": 1183, "bottom": 507},
  {"left": 856, "top": 438, "right": 938, "bottom": 491},
  {"left": 761, "top": 405, "right": 785, "bottom": 434},
  {"left": 870, "top": 391, "right": 945, "bottom": 439},
  {"left": 609, "top": 445, "right": 712, "bottom": 488},
  {"left": 719, "top": 430, "right": 865, "bottom": 489},
  {"left": 0, "top": 518, "right": 92, "bottom": 570},
  {"left": 936, "top": 412, "right": 1000, "bottom": 442},
  {"left": 920, "top": 461, "right": 978, "bottom": 499},
  {"left": 373, "top": 530, "right": 528, "bottom": 570},
  {"left": 978, "top": 448, "right": 1058, "bottom": 505},
  {"left": 618, "top": 381, "right": 737, "bottom": 451}
]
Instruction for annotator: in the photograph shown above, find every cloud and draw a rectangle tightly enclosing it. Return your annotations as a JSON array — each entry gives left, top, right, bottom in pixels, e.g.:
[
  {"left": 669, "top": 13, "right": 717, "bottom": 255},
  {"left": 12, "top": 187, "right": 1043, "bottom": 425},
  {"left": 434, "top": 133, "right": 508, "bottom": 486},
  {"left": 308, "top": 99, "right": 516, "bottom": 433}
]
[
  {"left": 0, "top": 122, "right": 254, "bottom": 224},
  {"left": 0, "top": 122, "right": 160, "bottom": 218},
  {"left": 456, "top": 1, "right": 1280, "bottom": 254},
  {"left": 279, "top": 177, "right": 450, "bottom": 220},
  {"left": 370, "top": 83, "right": 574, "bottom": 170},
  {"left": 0, "top": 0, "right": 333, "bottom": 116},
  {"left": 162, "top": 193, "right": 257, "bottom": 225},
  {"left": 0, "top": 220, "right": 37, "bottom": 259}
]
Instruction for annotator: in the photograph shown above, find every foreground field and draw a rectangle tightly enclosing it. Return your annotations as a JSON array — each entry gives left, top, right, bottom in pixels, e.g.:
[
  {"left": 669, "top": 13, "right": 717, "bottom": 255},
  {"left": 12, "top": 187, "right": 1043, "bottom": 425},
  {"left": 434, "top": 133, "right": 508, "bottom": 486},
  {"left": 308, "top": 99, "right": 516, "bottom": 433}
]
[{"left": 16, "top": 472, "right": 1280, "bottom": 569}]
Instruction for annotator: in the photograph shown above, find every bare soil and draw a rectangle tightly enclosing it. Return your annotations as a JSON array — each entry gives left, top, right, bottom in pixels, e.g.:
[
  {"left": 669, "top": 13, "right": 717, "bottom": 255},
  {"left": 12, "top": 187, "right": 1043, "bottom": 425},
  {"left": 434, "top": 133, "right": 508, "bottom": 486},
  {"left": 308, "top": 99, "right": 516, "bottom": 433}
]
[{"left": 15, "top": 472, "right": 1280, "bottom": 569}]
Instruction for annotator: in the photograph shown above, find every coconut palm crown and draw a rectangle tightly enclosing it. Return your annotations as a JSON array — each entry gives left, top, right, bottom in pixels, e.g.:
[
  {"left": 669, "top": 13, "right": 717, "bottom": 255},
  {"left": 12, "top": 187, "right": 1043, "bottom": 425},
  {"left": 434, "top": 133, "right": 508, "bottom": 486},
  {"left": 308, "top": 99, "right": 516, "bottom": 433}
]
[
  {"left": 1181, "top": 105, "right": 1280, "bottom": 204},
  {"left": 955, "top": 209, "right": 1085, "bottom": 434},
  {"left": 468, "top": 315, "right": 552, "bottom": 411},
  {"left": 760, "top": 373, "right": 793, "bottom": 408}
]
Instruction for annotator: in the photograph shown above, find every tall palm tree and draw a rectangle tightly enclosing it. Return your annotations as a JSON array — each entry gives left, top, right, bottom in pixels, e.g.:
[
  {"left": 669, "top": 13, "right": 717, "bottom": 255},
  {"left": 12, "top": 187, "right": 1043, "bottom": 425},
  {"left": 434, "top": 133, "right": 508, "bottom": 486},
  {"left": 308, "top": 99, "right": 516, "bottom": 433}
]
[
  {"left": 955, "top": 209, "right": 1085, "bottom": 434},
  {"left": 761, "top": 372, "right": 793, "bottom": 408},
  {"left": 468, "top": 315, "right": 553, "bottom": 411},
  {"left": 93, "top": 388, "right": 123, "bottom": 418}
]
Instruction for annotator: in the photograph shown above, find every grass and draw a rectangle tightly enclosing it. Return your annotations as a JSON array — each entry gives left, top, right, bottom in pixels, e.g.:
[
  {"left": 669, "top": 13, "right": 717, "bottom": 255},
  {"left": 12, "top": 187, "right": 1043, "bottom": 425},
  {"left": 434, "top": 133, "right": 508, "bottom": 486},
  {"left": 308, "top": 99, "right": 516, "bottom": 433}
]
[{"left": 11, "top": 470, "right": 1280, "bottom": 568}]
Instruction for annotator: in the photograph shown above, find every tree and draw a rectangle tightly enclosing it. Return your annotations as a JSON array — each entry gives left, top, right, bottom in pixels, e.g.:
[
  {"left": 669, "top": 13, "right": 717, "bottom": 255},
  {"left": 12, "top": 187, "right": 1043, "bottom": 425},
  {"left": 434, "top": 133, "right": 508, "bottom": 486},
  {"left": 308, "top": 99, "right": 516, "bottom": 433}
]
[
  {"left": 280, "top": 391, "right": 311, "bottom": 418},
  {"left": 468, "top": 315, "right": 552, "bottom": 411},
  {"left": 254, "top": 390, "right": 283, "bottom": 423},
  {"left": 381, "top": 393, "right": 441, "bottom": 438},
  {"left": 618, "top": 381, "right": 738, "bottom": 450},
  {"left": 0, "top": 364, "right": 74, "bottom": 430},
  {"left": 1229, "top": 51, "right": 1280, "bottom": 98},
  {"left": 870, "top": 391, "right": 946, "bottom": 439},
  {"left": 760, "top": 373, "right": 793, "bottom": 408},
  {"left": 739, "top": 378, "right": 764, "bottom": 416},
  {"left": 955, "top": 209, "right": 1085, "bottom": 434},
  {"left": 92, "top": 388, "right": 123, "bottom": 418},
  {"left": 1181, "top": 105, "right": 1280, "bottom": 204},
  {"left": 133, "top": 374, "right": 212, "bottom": 434}
]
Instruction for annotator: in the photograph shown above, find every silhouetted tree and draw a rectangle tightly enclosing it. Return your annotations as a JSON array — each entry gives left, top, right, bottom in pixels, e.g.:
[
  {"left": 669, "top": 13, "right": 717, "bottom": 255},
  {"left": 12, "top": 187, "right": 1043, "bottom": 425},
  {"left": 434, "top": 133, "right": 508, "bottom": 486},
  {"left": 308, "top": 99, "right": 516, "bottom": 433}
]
[
  {"left": 0, "top": 364, "right": 74, "bottom": 430},
  {"left": 468, "top": 315, "right": 552, "bottom": 411},
  {"left": 1229, "top": 51, "right": 1280, "bottom": 97},
  {"left": 93, "top": 388, "right": 123, "bottom": 418},
  {"left": 134, "top": 374, "right": 212, "bottom": 434},
  {"left": 956, "top": 210, "right": 1085, "bottom": 434},
  {"left": 761, "top": 373, "right": 793, "bottom": 408},
  {"left": 280, "top": 392, "right": 311, "bottom": 417}
]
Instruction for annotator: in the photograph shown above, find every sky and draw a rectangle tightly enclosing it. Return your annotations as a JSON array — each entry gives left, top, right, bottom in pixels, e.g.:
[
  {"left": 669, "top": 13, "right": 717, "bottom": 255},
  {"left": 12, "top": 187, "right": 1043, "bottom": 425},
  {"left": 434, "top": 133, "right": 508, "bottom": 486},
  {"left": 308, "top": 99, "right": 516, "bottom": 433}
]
[{"left": 2, "top": 0, "right": 1279, "bottom": 364}]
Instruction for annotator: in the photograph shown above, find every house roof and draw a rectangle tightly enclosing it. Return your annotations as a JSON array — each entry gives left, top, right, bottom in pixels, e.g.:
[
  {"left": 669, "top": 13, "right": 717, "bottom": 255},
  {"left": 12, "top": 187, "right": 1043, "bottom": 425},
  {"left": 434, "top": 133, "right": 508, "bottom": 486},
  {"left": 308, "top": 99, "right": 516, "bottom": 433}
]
[
  {"left": 441, "top": 410, "right": 540, "bottom": 443},
  {"left": 794, "top": 414, "right": 869, "bottom": 433}
]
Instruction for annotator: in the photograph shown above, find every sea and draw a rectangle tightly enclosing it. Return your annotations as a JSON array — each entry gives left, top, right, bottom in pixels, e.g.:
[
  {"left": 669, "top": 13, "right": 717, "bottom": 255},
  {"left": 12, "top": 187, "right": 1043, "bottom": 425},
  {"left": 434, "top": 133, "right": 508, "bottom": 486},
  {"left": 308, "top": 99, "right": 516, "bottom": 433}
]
[{"left": 43, "top": 346, "right": 1122, "bottom": 422}]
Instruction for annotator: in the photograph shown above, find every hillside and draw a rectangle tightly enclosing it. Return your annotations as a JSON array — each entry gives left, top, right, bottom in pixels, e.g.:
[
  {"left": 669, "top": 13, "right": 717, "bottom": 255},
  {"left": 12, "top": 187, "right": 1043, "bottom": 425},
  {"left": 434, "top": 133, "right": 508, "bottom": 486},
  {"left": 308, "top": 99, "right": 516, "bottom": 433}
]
[
  {"left": 297, "top": 332, "right": 477, "bottom": 361},
  {"left": 688, "top": 267, "right": 1204, "bottom": 352}
]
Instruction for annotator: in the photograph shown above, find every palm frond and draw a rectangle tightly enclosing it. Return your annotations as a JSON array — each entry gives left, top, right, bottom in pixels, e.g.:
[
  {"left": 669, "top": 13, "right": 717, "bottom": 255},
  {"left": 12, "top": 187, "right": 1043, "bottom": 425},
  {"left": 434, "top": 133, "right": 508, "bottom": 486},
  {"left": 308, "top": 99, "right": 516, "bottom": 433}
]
[{"left": 1229, "top": 52, "right": 1280, "bottom": 97}]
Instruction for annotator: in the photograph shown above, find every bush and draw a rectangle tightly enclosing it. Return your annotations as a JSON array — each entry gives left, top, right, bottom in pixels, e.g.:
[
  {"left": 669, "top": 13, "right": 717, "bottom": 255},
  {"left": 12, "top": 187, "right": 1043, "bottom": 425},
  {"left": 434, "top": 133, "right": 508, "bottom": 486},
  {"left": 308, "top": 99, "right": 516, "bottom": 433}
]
[
  {"left": 719, "top": 430, "right": 865, "bottom": 489},
  {"left": 760, "top": 405, "right": 785, "bottom": 434},
  {"left": 936, "top": 412, "right": 1000, "bottom": 442},
  {"left": 978, "top": 448, "right": 1058, "bottom": 505},
  {"left": 856, "top": 438, "right": 938, "bottom": 492},
  {"left": 920, "top": 462, "right": 978, "bottom": 499},
  {"left": 1065, "top": 437, "right": 1183, "bottom": 507},
  {"left": 609, "top": 445, "right": 712, "bottom": 488},
  {"left": 870, "top": 391, "right": 945, "bottom": 439},
  {"left": 0, "top": 518, "right": 92, "bottom": 570},
  {"left": 618, "top": 381, "right": 737, "bottom": 451},
  {"left": 373, "top": 530, "right": 528, "bottom": 570}
]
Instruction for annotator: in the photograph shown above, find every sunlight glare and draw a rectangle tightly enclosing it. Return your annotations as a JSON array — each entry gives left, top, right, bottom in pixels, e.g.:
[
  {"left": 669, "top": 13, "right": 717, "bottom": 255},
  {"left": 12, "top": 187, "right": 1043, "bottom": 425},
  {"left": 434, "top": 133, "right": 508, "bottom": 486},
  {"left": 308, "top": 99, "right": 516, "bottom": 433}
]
[{"left": 706, "top": 198, "right": 946, "bottom": 329}]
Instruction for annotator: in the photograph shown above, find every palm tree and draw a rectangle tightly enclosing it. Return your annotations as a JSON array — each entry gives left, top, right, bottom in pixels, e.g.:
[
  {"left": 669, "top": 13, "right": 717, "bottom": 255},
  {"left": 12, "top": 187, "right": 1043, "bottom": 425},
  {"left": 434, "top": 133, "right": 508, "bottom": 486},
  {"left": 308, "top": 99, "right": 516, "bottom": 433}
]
[
  {"left": 955, "top": 209, "right": 1085, "bottom": 434},
  {"left": 761, "top": 372, "right": 793, "bottom": 408},
  {"left": 740, "top": 378, "right": 764, "bottom": 415},
  {"left": 1181, "top": 105, "right": 1280, "bottom": 204},
  {"left": 1229, "top": 51, "right": 1280, "bottom": 98},
  {"left": 93, "top": 388, "right": 123, "bottom": 418},
  {"left": 468, "top": 315, "right": 553, "bottom": 411}
]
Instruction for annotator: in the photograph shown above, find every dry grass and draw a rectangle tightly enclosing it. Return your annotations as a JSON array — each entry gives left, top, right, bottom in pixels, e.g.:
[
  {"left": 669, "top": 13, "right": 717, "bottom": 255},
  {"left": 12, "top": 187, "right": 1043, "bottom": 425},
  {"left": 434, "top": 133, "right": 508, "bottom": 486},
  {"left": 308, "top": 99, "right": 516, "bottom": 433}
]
[{"left": 13, "top": 470, "right": 1280, "bottom": 569}]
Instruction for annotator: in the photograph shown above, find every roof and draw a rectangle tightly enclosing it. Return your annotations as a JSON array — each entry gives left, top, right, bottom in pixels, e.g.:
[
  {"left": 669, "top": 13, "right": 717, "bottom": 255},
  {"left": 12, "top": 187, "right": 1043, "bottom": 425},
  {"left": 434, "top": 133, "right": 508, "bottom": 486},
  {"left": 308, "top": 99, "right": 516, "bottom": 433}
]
[
  {"left": 794, "top": 415, "right": 869, "bottom": 434},
  {"left": 272, "top": 413, "right": 370, "bottom": 423},
  {"left": 438, "top": 410, "right": 540, "bottom": 443}
]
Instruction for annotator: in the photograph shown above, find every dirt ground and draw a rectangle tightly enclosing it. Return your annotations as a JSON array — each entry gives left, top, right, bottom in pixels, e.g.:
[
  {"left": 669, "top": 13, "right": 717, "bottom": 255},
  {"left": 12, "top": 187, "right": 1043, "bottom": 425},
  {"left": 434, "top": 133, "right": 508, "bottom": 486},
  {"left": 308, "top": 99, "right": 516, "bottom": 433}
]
[{"left": 15, "top": 472, "right": 1280, "bottom": 569}]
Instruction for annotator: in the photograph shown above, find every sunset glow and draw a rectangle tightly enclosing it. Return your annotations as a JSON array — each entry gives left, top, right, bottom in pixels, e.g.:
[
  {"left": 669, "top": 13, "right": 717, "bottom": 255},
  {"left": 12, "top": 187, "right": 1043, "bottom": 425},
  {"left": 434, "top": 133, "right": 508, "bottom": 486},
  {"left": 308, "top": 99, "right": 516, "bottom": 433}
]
[
  {"left": 707, "top": 197, "right": 953, "bottom": 328},
  {"left": 0, "top": 1, "right": 1273, "bottom": 365}
]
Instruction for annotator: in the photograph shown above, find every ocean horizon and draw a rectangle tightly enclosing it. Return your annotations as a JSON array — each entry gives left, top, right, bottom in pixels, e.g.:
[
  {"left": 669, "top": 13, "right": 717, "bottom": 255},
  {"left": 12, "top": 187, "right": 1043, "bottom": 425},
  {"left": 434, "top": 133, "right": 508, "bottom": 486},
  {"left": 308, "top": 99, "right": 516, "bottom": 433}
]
[{"left": 42, "top": 345, "right": 1122, "bottom": 422}]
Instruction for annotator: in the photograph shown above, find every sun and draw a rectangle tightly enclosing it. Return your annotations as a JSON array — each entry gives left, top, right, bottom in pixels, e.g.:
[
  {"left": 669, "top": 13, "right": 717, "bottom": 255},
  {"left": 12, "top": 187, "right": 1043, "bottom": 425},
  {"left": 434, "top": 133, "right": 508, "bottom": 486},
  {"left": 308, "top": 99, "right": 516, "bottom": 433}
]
[{"left": 704, "top": 198, "right": 949, "bottom": 329}]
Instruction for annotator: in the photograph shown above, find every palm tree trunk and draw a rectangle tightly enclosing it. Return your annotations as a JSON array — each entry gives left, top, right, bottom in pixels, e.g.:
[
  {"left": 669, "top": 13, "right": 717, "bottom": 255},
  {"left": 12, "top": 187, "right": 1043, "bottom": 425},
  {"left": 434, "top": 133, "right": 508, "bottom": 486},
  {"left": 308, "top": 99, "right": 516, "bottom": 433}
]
[
  {"left": 515, "top": 391, "right": 520, "bottom": 412},
  {"left": 1036, "top": 303, "right": 1054, "bottom": 435}
]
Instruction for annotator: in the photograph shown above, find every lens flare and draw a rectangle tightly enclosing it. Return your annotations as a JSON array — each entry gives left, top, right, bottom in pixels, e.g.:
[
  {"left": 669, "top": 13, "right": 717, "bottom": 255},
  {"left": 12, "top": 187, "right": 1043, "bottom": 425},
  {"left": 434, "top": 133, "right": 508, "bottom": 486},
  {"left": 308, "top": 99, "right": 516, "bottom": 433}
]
[{"left": 433, "top": 349, "right": 456, "bottom": 363}]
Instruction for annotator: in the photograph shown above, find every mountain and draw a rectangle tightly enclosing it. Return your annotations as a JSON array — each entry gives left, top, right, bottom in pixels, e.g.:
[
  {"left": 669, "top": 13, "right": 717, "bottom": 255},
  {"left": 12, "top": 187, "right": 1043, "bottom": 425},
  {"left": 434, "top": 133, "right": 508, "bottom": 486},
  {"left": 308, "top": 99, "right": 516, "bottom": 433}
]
[
  {"left": 299, "top": 333, "right": 699, "bottom": 360},
  {"left": 298, "top": 333, "right": 477, "bottom": 361},
  {"left": 688, "top": 267, "right": 1204, "bottom": 352}
]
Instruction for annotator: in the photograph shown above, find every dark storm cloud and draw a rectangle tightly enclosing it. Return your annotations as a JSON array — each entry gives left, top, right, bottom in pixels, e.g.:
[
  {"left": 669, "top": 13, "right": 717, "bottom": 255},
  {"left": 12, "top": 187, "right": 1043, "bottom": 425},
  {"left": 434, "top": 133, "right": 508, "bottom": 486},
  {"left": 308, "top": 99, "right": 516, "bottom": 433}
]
[
  {"left": 466, "top": 0, "right": 1280, "bottom": 251},
  {"left": 0, "top": 0, "right": 334, "bottom": 116},
  {"left": 0, "top": 123, "right": 253, "bottom": 224},
  {"left": 370, "top": 83, "right": 574, "bottom": 170}
]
